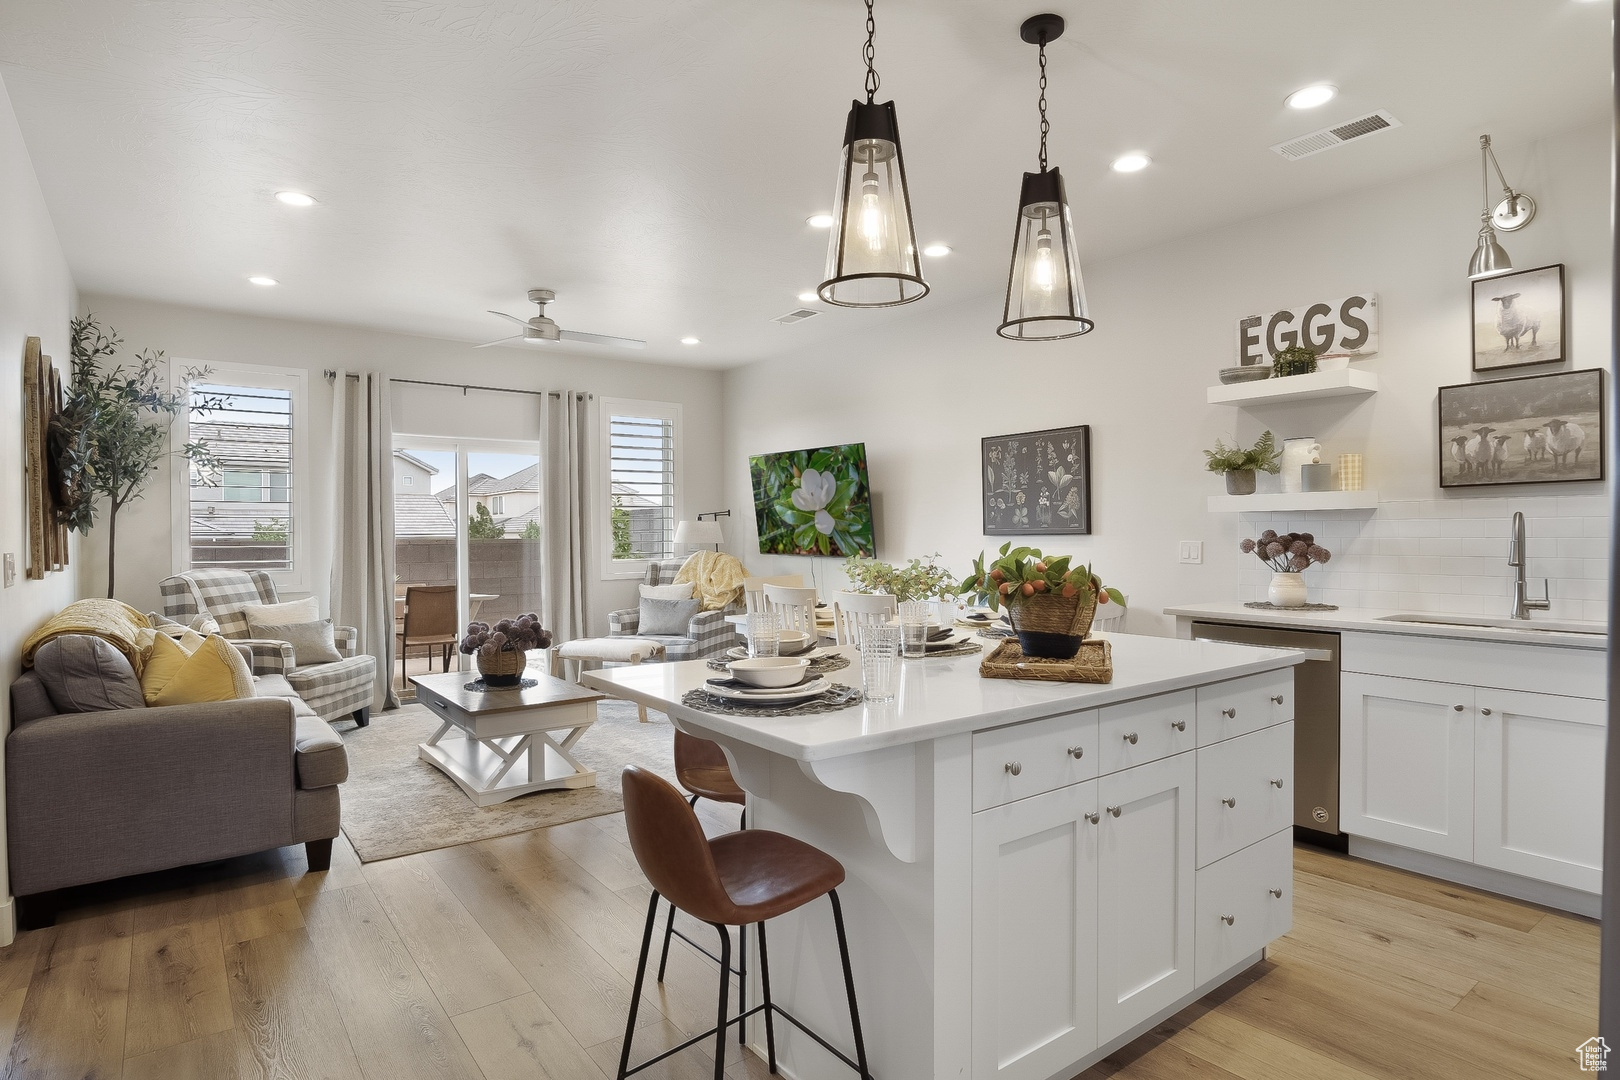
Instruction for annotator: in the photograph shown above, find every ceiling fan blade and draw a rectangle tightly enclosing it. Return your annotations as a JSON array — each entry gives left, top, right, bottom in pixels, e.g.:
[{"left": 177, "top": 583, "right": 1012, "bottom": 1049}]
[
  {"left": 559, "top": 329, "right": 647, "bottom": 350},
  {"left": 487, "top": 310, "right": 531, "bottom": 327},
  {"left": 475, "top": 334, "right": 528, "bottom": 348}
]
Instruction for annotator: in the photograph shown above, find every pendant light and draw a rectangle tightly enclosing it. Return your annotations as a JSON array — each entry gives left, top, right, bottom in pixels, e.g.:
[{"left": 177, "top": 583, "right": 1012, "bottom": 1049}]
[
  {"left": 1467, "top": 134, "right": 1536, "bottom": 280},
  {"left": 817, "top": 0, "right": 928, "bottom": 308},
  {"left": 998, "top": 14, "right": 1092, "bottom": 341}
]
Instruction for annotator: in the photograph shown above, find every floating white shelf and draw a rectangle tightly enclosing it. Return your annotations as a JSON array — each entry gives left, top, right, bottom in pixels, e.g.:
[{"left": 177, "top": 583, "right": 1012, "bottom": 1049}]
[
  {"left": 1206, "top": 489, "right": 1380, "bottom": 513},
  {"left": 1207, "top": 368, "right": 1379, "bottom": 406}
]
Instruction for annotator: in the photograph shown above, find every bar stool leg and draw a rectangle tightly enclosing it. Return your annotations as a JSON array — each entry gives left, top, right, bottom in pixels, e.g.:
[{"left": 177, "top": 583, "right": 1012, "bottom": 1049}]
[
  {"left": 756, "top": 920, "right": 778, "bottom": 1073},
  {"left": 711, "top": 924, "right": 732, "bottom": 1080},
  {"left": 737, "top": 924, "right": 747, "bottom": 1043},
  {"left": 656, "top": 901, "right": 677, "bottom": 982},
  {"left": 617, "top": 891, "right": 661, "bottom": 1080},
  {"left": 829, "top": 890, "right": 871, "bottom": 1080}
]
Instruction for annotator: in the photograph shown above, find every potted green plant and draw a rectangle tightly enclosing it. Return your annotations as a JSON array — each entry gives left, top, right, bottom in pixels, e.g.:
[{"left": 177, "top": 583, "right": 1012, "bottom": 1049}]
[
  {"left": 959, "top": 544, "right": 1125, "bottom": 659},
  {"left": 1272, "top": 344, "right": 1319, "bottom": 378},
  {"left": 1203, "top": 429, "right": 1281, "bottom": 495},
  {"left": 842, "top": 554, "right": 958, "bottom": 602}
]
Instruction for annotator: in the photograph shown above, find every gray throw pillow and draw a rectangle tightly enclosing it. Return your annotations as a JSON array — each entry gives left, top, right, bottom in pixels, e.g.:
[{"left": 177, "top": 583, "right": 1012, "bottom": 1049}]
[
  {"left": 32, "top": 635, "right": 146, "bottom": 714},
  {"left": 638, "top": 596, "right": 701, "bottom": 636},
  {"left": 248, "top": 619, "right": 344, "bottom": 667}
]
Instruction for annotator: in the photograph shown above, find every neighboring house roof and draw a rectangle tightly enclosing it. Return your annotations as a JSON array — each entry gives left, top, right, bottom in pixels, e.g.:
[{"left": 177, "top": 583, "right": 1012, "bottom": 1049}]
[
  {"left": 190, "top": 421, "right": 290, "bottom": 468},
  {"left": 393, "top": 449, "right": 438, "bottom": 475},
  {"left": 472, "top": 463, "right": 539, "bottom": 495},
  {"left": 610, "top": 482, "right": 661, "bottom": 509},
  {"left": 393, "top": 493, "right": 457, "bottom": 537},
  {"left": 187, "top": 504, "right": 288, "bottom": 539},
  {"left": 437, "top": 473, "right": 493, "bottom": 501}
]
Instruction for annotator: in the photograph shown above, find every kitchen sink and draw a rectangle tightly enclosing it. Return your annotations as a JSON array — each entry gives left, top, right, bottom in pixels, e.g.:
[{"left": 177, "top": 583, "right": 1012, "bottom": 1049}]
[{"left": 1375, "top": 613, "right": 1608, "bottom": 636}]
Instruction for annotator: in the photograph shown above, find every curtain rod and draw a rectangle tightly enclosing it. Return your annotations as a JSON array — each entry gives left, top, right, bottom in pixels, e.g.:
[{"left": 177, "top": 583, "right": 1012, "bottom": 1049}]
[{"left": 322, "top": 370, "right": 589, "bottom": 400}]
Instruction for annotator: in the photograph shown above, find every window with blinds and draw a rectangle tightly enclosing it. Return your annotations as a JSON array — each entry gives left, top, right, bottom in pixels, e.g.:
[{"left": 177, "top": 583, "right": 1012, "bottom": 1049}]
[
  {"left": 608, "top": 412, "right": 675, "bottom": 561},
  {"left": 187, "top": 381, "right": 295, "bottom": 571}
]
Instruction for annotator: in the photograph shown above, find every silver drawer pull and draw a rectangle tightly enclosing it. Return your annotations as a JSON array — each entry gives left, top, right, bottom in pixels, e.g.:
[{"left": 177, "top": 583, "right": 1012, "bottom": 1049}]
[
  {"left": 1271, "top": 694, "right": 1285, "bottom": 705},
  {"left": 1123, "top": 732, "right": 1138, "bottom": 745},
  {"left": 1169, "top": 720, "right": 1186, "bottom": 732},
  {"left": 1085, "top": 812, "right": 1100, "bottom": 825},
  {"left": 1453, "top": 704, "right": 1465, "bottom": 712},
  {"left": 1221, "top": 796, "right": 1237, "bottom": 808},
  {"left": 1480, "top": 708, "right": 1492, "bottom": 716},
  {"left": 1221, "top": 914, "right": 1236, "bottom": 925},
  {"left": 1270, "top": 778, "right": 1285, "bottom": 788},
  {"left": 1269, "top": 887, "right": 1284, "bottom": 898},
  {"left": 1067, "top": 746, "right": 1084, "bottom": 759},
  {"left": 1004, "top": 761, "right": 1022, "bottom": 776},
  {"left": 1106, "top": 805, "right": 1122, "bottom": 817},
  {"left": 1221, "top": 707, "right": 1237, "bottom": 719}
]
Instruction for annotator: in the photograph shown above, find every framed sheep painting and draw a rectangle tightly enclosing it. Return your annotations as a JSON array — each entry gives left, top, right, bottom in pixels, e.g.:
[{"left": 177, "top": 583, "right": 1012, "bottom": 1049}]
[
  {"left": 982, "top": 425, "right": 1091, "bottom": 535},
  {"left": 1472, "top": 263, "right": 1564, "bottom": 372},
  {"left": 1438, "top": 368, "right": 1602, "bottom": 488}
]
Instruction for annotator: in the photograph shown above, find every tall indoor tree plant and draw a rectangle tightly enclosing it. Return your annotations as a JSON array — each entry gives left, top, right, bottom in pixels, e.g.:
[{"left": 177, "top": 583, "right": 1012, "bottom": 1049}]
[{"left": 64, "top": 315, "right": 221, "bottom": 597}]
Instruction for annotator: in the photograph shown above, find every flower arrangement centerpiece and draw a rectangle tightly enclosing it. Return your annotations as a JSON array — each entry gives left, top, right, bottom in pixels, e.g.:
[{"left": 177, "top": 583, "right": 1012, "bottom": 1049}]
[
  {"left": 1204, "top": 430, "right": 1281, "bottom": 495},
  {"left": 1240, "top": 530, "right": 1332, "bottom": 608},
  {"left": 842, "top": 553, "right": 958, "bottom": 602},
  {"left": 960, "top": 543, "right": 1125, "bottom": 659},
  {"left": 460, "top": 613, "right": 552, "bottom": 687}
]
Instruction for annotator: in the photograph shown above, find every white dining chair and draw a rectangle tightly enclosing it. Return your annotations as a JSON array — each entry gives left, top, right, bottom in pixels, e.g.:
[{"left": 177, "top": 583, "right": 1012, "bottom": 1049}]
[
  {"left": 831, "top": 591, "right": 898, "bottom": 646},
  {"left": 763, "top": 584, "right": 819, "bottom": 636},
  {"left": 744, "top": 574, "right": 806, "bottom": 615}
]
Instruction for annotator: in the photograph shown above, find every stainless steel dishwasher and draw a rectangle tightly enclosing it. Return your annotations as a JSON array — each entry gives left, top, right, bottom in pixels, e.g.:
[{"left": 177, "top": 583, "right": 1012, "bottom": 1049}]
[{"left": 1190, "top": 620, "right": 1343, "bottom": 847}]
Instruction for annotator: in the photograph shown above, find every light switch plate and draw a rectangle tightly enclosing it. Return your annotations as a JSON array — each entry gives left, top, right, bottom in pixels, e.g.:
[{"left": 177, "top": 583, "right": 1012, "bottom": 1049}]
[
  {"left": 2, "top": 553, "right": 14, "bottom": 588},
  {"left": 1179, "top": 541, "right": 1203, "bottom": 565}
]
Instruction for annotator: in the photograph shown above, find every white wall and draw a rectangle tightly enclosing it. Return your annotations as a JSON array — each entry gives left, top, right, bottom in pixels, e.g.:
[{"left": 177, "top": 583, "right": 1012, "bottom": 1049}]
[
  {"left": 723, "top": 122, "right": 1612, "bottom": 634},
  {"left": 77, "top": 295, "right": 726, "bottom": 633},
  {"left": 0, "top": 73, "right": 80, "bottom": 941}
]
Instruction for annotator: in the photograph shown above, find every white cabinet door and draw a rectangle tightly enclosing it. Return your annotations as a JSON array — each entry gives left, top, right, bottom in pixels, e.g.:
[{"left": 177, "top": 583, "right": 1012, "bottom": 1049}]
[
  {"left": 1096, "top": 752, "right": 1196, "bottom": 1045},
  {"left": 1341, "top": 672, "right": 1474, "bottom": 860},
  {"left": 1475, "top": 688, "right": 1605, "bottom": 894},
  {"left": 971, "top": 779, "right": 1100, "bottom": 1080}
]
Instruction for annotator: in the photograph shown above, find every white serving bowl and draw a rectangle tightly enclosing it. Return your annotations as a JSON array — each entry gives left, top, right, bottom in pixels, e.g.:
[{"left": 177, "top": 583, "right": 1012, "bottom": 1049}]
[
  {"left": 728, "top": 656, "right": 811, "bottom": 688},
  {"left": 776, "top": 630, "right": 814, "bottom": 655}
]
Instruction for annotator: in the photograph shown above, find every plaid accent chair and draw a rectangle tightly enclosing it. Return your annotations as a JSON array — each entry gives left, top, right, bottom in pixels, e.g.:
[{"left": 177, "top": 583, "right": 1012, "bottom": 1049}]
[
  {"left": 607, "top": 559, "right": 741, "bottom": 662},
  {"left": 159, "top": 569, "right": 377, "bottom": 726}
]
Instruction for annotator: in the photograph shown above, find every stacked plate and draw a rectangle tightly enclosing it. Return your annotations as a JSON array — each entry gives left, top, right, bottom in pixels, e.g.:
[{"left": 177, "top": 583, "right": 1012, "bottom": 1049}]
[{"left": 703, "top": 675, "right": 830, "bottom": 705}]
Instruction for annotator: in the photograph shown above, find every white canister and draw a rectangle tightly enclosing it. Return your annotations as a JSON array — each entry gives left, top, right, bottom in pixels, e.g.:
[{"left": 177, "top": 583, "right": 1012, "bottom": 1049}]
[{"left": 1280, "top": 437, "right": 1323, "bottom": 494}]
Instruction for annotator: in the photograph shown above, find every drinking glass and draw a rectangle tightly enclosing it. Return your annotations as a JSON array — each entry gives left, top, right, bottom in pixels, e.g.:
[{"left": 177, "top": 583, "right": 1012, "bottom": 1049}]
[
  {"left": 862, "top": 624, "right": 902, "bottom": 703},
  {"left": 747, "top": 611, "right": 779, "bottom": 658},
  {"left": 899, "top": 600, "right": 931, "bottom": 658}
]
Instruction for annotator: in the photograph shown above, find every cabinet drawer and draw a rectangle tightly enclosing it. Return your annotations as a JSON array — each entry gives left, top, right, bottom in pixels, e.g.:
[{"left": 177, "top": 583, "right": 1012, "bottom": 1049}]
[
  {"left": 1197, "top": 671, "right": 1290, "bottom": 745},
  {"left": 1097, "top": 690, "right": 1197, "bottom": 774},
  {"left": 973, "top": 709, "right": 1098, "bottom": 812},
  {"left": 1197, "top": 722, "right": 1293, "bottom": 868},
  {"left": 1195, "top": 829, "right": 1293, "bottom": 985}
]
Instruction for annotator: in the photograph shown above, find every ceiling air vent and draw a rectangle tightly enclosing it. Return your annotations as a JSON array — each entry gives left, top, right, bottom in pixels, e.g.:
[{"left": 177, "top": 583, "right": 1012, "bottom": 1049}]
[
  {"left": 1271, "top": 110, "right": 1402, "bottom": 161},
  {"left": 773, "top": 308, "right": 820, "bottom": 325}
]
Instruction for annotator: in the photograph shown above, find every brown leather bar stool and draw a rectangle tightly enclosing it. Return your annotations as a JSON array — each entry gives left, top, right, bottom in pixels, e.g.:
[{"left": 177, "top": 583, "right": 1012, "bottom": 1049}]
[{"left": 618, "top": 766, "right": 871, "bottom": 1080}]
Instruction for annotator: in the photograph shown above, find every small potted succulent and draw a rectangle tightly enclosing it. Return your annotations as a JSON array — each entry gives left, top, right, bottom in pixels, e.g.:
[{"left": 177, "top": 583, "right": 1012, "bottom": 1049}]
[
  {"left": 460, "top": 613, "right": 552, "bottom": 687},
  {"left": 1204, "top": 429, "right": 1281, "bottom": 495},
  {"left": 960, "top": 543, "right": 1125, "bottom": 659},
  {"left": 1240, "top": 530, "right": 1332, "bottom": 608}
]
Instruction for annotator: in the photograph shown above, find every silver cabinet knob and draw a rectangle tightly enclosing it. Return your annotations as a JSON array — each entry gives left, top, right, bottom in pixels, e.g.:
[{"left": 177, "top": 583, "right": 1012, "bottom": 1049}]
[
  {"left": 1221, "top": 796, "right": 1237, "bottom": 808},
  {"left": 1480, "top": 707, "right": 1492, "bottom": 716},
  {"left": 1106, "top": 805, "right": 1122, "bottom": 817},
  {"left": 1453, "top": 704, "right": 1465, "bottom": 712},
  {"left": 1221, "top": 707, "right": 1237, "bottom": 719},
  {"left": 1269, "top": 887, "right": 1284, "bottom": 898},
  {"left": 1170, "top": 720, "right": 1186, "bottom": 732},
  {"left": 1123, "top": 732, "right": 1138, "bottom": 745},
  {"left": 1085, "top": 812, "right": 1100, "bottom": 825},
  {"left": 1221, "top": 914, "right": 1236, "bottom": 925},
  {"left": 1270, "top": 778, "right": 1285, "bottom": 788},
  {"left": 1066, "top": 746, "right": 1084, "bottom": 759},
  {"left": 1004, "top": 761, "right": 1022, "bottom": 776},
  {"left": 1271, "top": 695, "right": 1285, "bottom": 705}
]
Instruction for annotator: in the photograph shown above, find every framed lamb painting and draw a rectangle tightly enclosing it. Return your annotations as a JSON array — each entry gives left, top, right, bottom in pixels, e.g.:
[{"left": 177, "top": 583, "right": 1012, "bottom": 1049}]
[
  {"left": 982, "top": 425, "right": 1091, "bottom": 535},
  {"left": 1438, "top": 368, "right": 1603, "bottom": 488},
  {"left": 1472, "top": 263, "right": 1564, "bottom": 372}
]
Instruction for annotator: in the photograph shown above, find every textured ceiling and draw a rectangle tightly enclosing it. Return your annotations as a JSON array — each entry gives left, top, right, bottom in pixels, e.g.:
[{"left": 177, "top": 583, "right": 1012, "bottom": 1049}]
[{"left": 0, "top": 1, "right": 1609, "bottom": 368}]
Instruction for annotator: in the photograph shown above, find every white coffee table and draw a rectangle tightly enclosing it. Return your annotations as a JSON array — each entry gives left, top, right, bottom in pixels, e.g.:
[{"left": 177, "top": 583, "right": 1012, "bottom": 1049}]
[{"left": 410, "top": 669, "right": 602, "bottom": 806}]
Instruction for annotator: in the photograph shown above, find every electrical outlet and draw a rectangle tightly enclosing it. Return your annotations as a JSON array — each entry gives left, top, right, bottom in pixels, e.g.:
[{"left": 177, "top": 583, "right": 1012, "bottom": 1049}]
[
  {"left": 2, "top": 553, "right": 14, "bottom": 588},
  {"left": 1179, "top": 541, "right": 1203, "bottom": 565}
]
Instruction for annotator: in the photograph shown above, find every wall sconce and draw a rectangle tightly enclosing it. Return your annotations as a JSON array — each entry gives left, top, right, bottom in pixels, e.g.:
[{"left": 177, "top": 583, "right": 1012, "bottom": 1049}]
[{"left": 1468, "top": 134, "right": 1536, "bottom": 280}]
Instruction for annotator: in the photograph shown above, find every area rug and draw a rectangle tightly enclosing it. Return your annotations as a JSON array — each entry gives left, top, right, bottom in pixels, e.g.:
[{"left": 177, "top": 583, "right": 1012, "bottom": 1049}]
[{"left": 336, "top": 698, "right": 675, "bottom": 862}]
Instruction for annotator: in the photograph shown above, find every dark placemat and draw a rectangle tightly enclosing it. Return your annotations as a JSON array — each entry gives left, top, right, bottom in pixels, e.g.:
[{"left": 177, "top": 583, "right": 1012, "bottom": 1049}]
[
  {"left": 905, "top": 639, "right": 984, "bottom": 659},
  {"left": 708, "top": 652, "right": 851, "bottom": 676},
  {"left": 975, "top": 625, "right": 1016, "bottom": 639},
  {"left": 463, "top": 677, "right": 540, "bottom": 693},
  {"left": 680, "top": 682, "right": 863, "bottom": 717},
  {"left": 1243, "top": 601, "right": 1340, "bottom": 611}
]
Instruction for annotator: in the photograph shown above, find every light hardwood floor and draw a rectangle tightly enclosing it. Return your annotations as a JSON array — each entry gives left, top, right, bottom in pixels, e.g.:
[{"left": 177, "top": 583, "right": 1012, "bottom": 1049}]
[{"left": 0, "top": 807, "right": 1597, "bottom": 1080}]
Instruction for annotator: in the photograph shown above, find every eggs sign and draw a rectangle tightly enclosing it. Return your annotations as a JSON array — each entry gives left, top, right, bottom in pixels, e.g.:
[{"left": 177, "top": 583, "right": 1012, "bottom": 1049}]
[{"left": 1236, "top": 294, "right": 1379, "bottom": 365}]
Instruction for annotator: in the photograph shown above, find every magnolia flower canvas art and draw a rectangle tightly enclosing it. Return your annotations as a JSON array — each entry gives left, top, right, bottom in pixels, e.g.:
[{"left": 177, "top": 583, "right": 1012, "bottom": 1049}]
[{"left": 748, "top": 442, "right": 876, "bottom": 557}]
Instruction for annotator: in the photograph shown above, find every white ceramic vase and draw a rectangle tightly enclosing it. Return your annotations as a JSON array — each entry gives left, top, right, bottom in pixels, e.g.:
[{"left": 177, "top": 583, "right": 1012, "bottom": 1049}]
[
  {"left": 1280, "top": 437, "right": 1322, "bottom": 494},
  {"left": 1268, "top": 571, "right": 1308, "bottom": 608}
]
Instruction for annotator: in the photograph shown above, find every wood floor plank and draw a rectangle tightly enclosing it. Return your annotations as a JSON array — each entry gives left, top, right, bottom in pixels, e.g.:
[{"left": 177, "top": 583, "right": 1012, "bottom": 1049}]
[
  {"left": 1262, "top": 918, "right": 1478, "bottom": 1010},
  {"left": 124, "top": 917, "right": 234, "bottom": 1058},
  {"left": 450, "top": 991, "right": 608, "bottom": 1080},
  {"left": 297, "top": 884, "right": 484, "bottom": 1080},
  {"left": 1450, "top": 980, "right": 1597, "bottom": 1057},
  {"left": 588, "top": 1016, "right": 723, "bottom": 1080},
  {"left": 225, "top": 928, "right": 366, "bottom": 1080},
  {"left": 217, "top": 875, "right": 305, "bottom": 946},
  {"left": 124, "top": 1028, "right": 241, "bottom": 1080},
  {"left": 536, "top": 819, "right": 646, "bottom": 892},
  {"left": 365, "top": 856, "right": 531, "bottom": 1017},
  {"left": 7, "top": 910, "right": 133, "bottom": 1080},
  {"left": 1150, "top": 1005, "right": 1381, "bottom": 1080},
  {"left": 294, "top": 832, "right": 370, "bottom": 898},
  {"left": 1293, "top": 846, "right": 1546, "bottom": 932}
]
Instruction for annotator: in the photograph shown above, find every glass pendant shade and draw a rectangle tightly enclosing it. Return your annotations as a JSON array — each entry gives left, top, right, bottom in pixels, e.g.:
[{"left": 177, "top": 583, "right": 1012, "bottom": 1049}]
[
  {"left": 997, "top": 168, "right": 1092, "bottom": 340},
  {"left": 1468, "top": 215, "right": 1513, "bottom": 279},
  {"left": 818, "top": 100, "right": 929, "bottom": 308}
]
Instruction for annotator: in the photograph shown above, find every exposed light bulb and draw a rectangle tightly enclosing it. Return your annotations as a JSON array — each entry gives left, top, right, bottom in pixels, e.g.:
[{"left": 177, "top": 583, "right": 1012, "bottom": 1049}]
[
  {"left": 1032, "top": 229, "right": 1055, "bottom": 294},
  {"left": 858, "top": 171, "right": 884, "bottom": 253}
]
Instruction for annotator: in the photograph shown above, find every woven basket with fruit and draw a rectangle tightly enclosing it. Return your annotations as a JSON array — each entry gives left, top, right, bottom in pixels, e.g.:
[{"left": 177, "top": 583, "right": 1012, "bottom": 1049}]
[
  {"left": 961, "top": 544, "right": 1125, "bottom": 659},
  {"left": 460, "top": 613, "right": 553, "bottom": 687}
]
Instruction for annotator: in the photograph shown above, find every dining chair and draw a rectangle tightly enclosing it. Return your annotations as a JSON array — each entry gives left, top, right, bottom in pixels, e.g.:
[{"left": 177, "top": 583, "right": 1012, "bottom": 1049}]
[
  {"left": 397, "top": 585, "right": 459, "bottom": 684},
  {"left": 762, "top": 584, "right": 818, "bottom": 636},
  {"left": 743, "top": 574, "right": 805, "bottom": 615},
  {"left": 830, "top": 591, "right": 898, "bottom": 647}
]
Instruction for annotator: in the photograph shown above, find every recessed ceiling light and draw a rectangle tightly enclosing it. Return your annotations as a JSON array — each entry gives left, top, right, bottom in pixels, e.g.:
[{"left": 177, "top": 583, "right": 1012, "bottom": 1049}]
[
  {"left": 806, "top": 213, "right": 835, "bottom": 228},
  {"left": 798, "top": 291, "right": 820, "bottom": 303},
  {"left": 274, "top": 190, "right": 316, "bottom": 207},
  {"left": 1285, "top": 84, "right": 1337, "bottom": 110},
  {"left": 1110, "top": 153, "right": 1151, "bottom": 173},
  {"left": 680, "top": 336, "right": 701, "bottom": 345},
  {"left": 248, "top": 275, "right": 278, "bottom": 286},
  {"left": 922, "top": 243, "right": 952, "bottom": 257}
]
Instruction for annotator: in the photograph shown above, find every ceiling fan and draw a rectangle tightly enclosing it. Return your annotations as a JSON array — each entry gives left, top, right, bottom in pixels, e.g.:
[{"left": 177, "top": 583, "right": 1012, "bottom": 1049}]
[{"left": 476, "top": 289, "right": 646, "bottom": 350}]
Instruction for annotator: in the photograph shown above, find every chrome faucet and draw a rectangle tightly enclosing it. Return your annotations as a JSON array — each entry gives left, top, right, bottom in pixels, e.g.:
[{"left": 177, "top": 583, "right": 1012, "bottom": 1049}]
[{"left": 1508, "top": 511, "right": 1550, "bottom": 620}]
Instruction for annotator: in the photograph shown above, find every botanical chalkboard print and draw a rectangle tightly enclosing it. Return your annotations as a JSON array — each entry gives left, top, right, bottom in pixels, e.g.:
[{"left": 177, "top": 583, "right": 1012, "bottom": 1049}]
[{"left": 982, "top": 425, "right": 1091, "bottom": 535}]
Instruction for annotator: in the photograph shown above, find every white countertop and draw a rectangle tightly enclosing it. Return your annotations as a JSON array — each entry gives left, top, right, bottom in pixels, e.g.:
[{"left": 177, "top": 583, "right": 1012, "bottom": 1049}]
[
  {"left": 580, "top": 634, "right": 1304, "bottom": 762},
  {"left": 1165, "top": 601, "right": 1608, "bottom": 651}
]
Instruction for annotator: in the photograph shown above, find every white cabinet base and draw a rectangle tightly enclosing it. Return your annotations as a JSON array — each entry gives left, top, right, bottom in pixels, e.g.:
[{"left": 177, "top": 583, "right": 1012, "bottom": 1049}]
[{"left": 1348, "top": 836, "right": 1599, "bottom": 919}]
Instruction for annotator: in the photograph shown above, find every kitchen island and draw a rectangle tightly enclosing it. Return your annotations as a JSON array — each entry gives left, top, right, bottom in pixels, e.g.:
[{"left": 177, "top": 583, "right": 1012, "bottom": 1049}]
[{"left": 583, "top": 633, "right": 1306, "bottom": 1080}]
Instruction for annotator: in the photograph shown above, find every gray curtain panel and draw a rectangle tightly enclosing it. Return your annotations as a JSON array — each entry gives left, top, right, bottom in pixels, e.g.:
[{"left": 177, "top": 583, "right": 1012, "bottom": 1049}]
[
  {"left": 330, "top": 371, "right": 399, "bottom": 710},
  {"left": 539, "top": 390, "right": 592, "bottom": 642}
]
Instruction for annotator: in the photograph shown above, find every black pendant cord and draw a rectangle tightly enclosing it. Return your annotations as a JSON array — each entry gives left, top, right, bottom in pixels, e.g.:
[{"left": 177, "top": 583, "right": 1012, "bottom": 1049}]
[
  {"left": 863, "top": 0, "right": 880, "bottom": 103},
  {"left": 1037, "top": 35, "right": 1050, "bottom": 172}
]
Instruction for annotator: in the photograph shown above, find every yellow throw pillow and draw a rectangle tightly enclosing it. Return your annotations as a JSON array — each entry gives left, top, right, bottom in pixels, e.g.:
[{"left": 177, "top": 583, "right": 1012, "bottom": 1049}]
[{"left": 141, "top": 633, "right": 254, "bottom": 706}]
